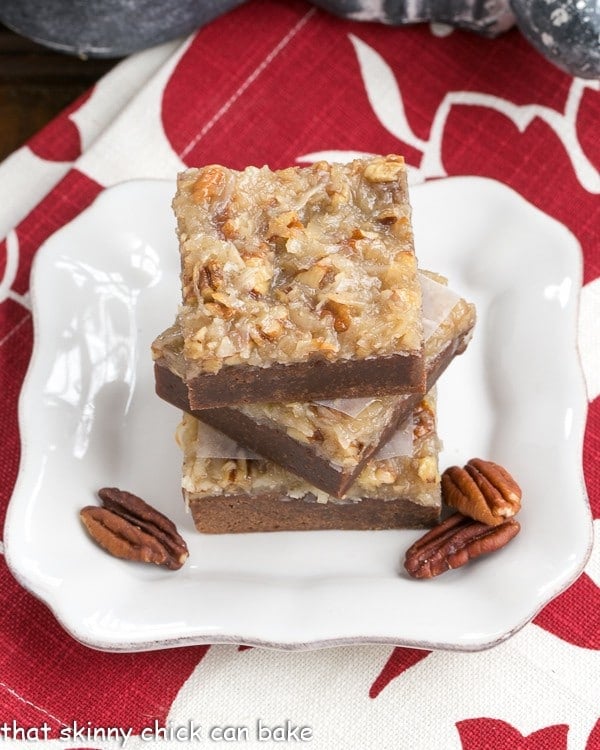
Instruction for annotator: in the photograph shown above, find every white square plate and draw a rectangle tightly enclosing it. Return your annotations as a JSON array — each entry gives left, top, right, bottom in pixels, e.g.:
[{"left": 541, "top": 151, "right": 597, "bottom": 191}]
[{"left": 5, "top": 177, "right": 592, "bottom": 652}]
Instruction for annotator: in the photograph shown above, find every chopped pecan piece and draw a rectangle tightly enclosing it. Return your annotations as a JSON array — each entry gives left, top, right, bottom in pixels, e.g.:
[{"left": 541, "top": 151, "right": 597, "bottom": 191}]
[
  {"left": 413, "top": 401, "right": 435, "bottom": 440},
  {"left": 323, "top": 299, "right": 351, "bottom": 333},
  {"left": 205, "top": 301, "right": 236, "bottom": 320},
  {"left": 295, "top": 265, "right": 328, "bottom": 289},
  {"left": 197, "top": 260, "right": 223, "bottom": 300},
  {"left": 442, "top": 458, "right": 522, "bottom": 526},
  {"left": 404, "top": 513, "right": 520, "bottom": 579},
  {"left": 363, "top": 156, "right": 405, "bottom": 182},
  {"left": 80, "top": 487, "right": 189, "bottom": 570},
  {"left": 192, "top": 165, "right": 226, "bottom": 203},
  {"left": 376, "top": 208, "right": 399, "bottom": 224}
]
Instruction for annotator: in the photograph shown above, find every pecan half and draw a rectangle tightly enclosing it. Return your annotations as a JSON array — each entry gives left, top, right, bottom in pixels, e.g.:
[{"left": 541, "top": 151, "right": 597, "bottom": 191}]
[
  {"left": 442, "top": 458, "right": 522, "bottom": 526},
  {"left": 404, "top": 513, "right": 520, "bottom": 579},
  {"left": 80, "top": 487, "right": 189, "bottom": 570}
]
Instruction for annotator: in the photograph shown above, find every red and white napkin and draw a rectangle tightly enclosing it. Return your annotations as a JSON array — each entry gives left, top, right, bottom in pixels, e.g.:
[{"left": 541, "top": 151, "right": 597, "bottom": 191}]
[{"left": 0, "top": 0, "right": 598, "bottom": 746}]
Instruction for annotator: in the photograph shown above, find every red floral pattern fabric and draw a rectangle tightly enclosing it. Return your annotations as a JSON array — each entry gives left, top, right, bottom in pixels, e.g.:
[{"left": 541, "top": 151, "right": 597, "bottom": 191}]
[{"left": 0, "top": 0, "right": 598, "bottom": 745}]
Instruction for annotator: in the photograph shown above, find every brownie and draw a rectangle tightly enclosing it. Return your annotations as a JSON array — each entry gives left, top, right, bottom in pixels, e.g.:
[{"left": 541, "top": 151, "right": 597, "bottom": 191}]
[
  {"left": 177, "top": 391, "right": 441, "bottom": 533},
  {"left": 171, "top": 156, "right": 425, "bottom": 407},
  {"left": 153, "top": 272, "right": 475, "bottom": 496}
]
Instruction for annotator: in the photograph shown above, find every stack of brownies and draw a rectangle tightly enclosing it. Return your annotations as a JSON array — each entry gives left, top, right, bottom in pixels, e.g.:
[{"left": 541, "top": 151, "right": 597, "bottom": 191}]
[{"left": 152, "top": 155, "right": 476, "bottom": 533}]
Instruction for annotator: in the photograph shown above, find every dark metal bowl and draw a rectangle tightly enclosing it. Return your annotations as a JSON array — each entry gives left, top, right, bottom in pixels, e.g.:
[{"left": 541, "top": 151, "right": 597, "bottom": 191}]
[
  {"left": 0, "top": 0, "right": 244, "bottom": 58},
  {"left": 1, "top": 0, "right": 598, "bottom": 77}
]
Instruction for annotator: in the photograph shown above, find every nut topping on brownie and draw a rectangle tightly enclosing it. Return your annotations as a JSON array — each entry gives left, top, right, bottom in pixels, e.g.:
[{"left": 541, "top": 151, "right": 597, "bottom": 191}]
[{"left": 173, "top": 156, "right": 422, "bottom": 374}]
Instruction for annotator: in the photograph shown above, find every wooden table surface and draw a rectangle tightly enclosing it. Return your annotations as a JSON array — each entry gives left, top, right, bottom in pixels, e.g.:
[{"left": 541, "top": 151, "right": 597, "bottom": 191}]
[{"left": 0, "top": 24, "right": 120, "bottom": 161}]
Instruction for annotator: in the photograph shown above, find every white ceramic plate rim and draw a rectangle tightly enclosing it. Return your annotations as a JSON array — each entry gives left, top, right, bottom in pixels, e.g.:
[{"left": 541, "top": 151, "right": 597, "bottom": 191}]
[{"left": 5, "top": 176, "right": 593, "bottom": 652}]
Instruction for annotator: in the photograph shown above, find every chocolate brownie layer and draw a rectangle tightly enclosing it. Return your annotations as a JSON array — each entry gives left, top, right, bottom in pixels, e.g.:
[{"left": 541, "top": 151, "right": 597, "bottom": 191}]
[{"left": 188, "top": 493, "right": 440, "bottom": 533}]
